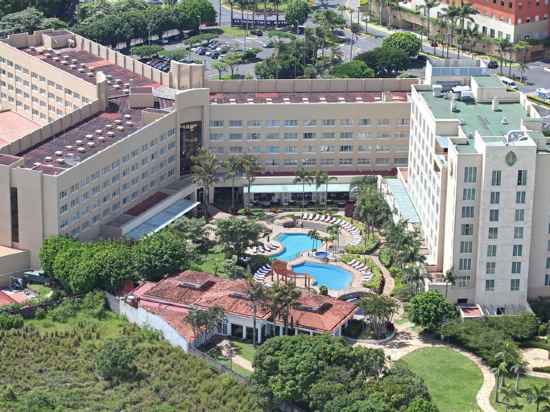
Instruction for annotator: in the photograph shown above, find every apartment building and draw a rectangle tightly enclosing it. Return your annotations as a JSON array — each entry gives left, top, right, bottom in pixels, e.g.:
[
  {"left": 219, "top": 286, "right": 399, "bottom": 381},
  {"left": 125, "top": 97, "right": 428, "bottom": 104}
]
[
  {"left": 0, "top": 29, "right": 415, "bottom": 276},
  {"left": 405, "top": 60, "right": 547, "bottom": 312}
]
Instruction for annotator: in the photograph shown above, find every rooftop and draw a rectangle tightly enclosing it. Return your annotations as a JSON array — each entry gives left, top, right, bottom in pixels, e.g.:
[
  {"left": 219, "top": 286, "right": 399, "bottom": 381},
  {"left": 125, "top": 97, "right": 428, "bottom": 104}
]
[
  {"left": 0, "top": 111, "right": 40, "bottom": 147},
  {"left": 472, "top": 75, "right": 505, "bottom": 88},
  {"left": 420, "top": 90, "right": 528, "bottom": 137},
  {"left": 384, "top": 178, "right": 420, "bottom": 224},
  {"left": 209, "top": 91, "right": 409, "bottom": 105},
  {"left": 133, "top": 271, "right": 357, "bottom": 333},
  {"left": 14, "top": 47, "right": 175, "bottom": 174}
]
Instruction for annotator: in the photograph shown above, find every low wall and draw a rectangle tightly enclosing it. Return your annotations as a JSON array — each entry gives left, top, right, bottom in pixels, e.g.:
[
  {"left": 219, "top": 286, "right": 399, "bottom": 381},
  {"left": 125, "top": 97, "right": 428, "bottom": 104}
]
[{"left": 206, "top": 78, "right": 418, "bottom": 93}]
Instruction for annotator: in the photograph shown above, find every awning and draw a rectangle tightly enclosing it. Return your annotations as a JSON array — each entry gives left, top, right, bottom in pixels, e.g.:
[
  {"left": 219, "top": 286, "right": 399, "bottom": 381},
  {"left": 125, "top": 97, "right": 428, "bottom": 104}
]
[
  {"left": 125, "top": 198, "right": 200, "bottom": 240},
  {"left": 244, "top": 183, "right": 351, "bottom": 194},
  {"left": 384, "top": 179, "right": 420, "bottom": 224}
]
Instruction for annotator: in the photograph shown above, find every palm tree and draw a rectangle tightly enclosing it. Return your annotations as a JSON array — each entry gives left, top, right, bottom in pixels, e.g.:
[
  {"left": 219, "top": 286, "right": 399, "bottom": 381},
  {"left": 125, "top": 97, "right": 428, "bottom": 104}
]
[
  {"left": 456, "top": 4, "right": 478, "bottom": 57},
  {"left": 443, "top": 268, "right": 455, "bottom": 298},
  {"left": 500, "top": 384, "right": 521, "bottom": 412},
  {"left": 308, "top": 229, "right": 320, "bottom": 250},
  {"left": 514, "top": 40, "right": 529, "bottom": 80},
  {"left": 526, "top": 384, "right": 550, "bottom": 412},
  {"left": 418, "top": 0, "right": 439, "bottom": 42},
  {"left": 223, "top": 155, "right": 246, "bottom": 213},
  {"left": 191, "top": 149, "right": 219, "bottom": 218},
  {"left": 442, "top": 5, "right": 460, "bottom": 58},
  {"left": 510, "top": 361, "right": 526, "bottom": 391},
  {"left": 327, "top": 224, "right": 340, "bottom": 252},
  {"left": 294, "top": 166, "right": 313, "bottom": 218},
  {"left": 272, "top": 282, "right": 301, "bottom": 335},
  {"left": 241, "top": 154, "right": 263, "bottom": 207},
  {"left": 350, "top": 23, "right": 362, "bottom": 61},
  {"left": 462, "top": 25, "right": 480, "bottom": 55},
  {"left": 313, "top": 169, "right": 327, "bottom": 210},
  {"left": 496, "top": 38, "right": 512, "bottom": 75},
  {"left": 245, "top": 276, "right": 267, "bottom": 347}
]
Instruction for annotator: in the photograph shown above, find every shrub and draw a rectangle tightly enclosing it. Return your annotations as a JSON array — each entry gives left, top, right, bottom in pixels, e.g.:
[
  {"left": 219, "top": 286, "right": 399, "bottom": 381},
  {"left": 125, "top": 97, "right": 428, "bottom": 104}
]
[
  {"left": 344, "top": 238, "right": 380, "bottom": 255},
  {"left": 485, "top": 312, "right": 539, "bottom": 342},
  {"left": 185, "top": 32, "right": 218, "bottom": 45},
  {"left": 382, "top": 32, "right": 422, "bottom": 57},
  {"left": 81, "top": 291, "right": 107, "bottom": 319},
  {"left": 95, "top": 337, "right": 138, "bottom": 383},
  {"left": 48, "top": 298, "right": 80, "bottom": 323},
  {"left": 0, "top": 313, "right": 23, "bottom": 330},
  {"left": 529, "top": 297, "right": 550, "bottom": 322},
  {"left": 319, "top": 285, "right": 328, "bottom": 295},
  {"left": 379, "top": 247, "right": 393, "bottom": 267},
  {"left": 409, "top": 291, "right": 458, "bottom": 331},
  {"left": 533, "top": 366, "right": 550, "bottom": 373}
]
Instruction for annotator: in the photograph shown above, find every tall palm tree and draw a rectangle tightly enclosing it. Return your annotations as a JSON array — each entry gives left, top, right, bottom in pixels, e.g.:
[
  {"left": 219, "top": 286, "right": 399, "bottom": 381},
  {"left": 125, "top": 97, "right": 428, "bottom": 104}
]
[
  {"left": 526, "top": 384, "right": 550, "bottom": 412},
  {"left": 272, "top": 282, "right": 301, "bottom": 335},
  {"left": 496, "top": 38, "right": 512, "bottom": 76},
  {"left": 442, "top": 267, "right": 455, "bottom": 298},
  {"left": 418, "top": 0, "right": 439, "bottom": 42},
  {"left": 442, "top": 5, "right": 460, "bottom": 58},
  {"left": 191, "top": 149, "right": 219, "bottom": 218},
  {"left": 456, "top": 4, "right": 478, "bottom": 57},
  {"left": 241, "top": 154, "right": 263, "bottom": 207},
  {"left": 514, "top": 40, "right": 529, "bottom": 81},
  {"left": 245, "top": 275, "right": 267, "bottom": 347},
  {"left": 308, "top": 229, "right": 320, "bottom": 250},
  {"left": 223, "top": 155, "right": 246, "bottom": 213},
  {"left": 294, "top": 166, "right": 313, "bottom": 217},
  {"left": 327, "top": 224, "right": 340, "bottom": 252}
]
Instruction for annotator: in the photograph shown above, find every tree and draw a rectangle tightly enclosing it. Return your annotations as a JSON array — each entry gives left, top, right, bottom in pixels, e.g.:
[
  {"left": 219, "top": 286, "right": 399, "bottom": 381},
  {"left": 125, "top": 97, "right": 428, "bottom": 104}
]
[
  {"left": 353, "top": 185, "right": 391, "bottom": 238},
  {"left": 286, "top": 0, "right": 310, "bottom": 32},
  {"left": 191, "top": 149, "right": 219, "bottom": 218},
  {"left": 246, "top": 276, "right": 268, "bottom": 346},
  {"left": 417, "top": 0, "right": 439, "bottom": 41},
  {"left": 269, "top": 282, "right": 301, "bottom": 335},
  {"left": 185, "top": 306, "right": 224, "bottom": 345},
  {"left": 170, "top": 217, "right": 210, "bottom": 252},
  {"left": 359, "top": 294, "right": 398, "bottom": 338},
  {"left": 131, "top": 44, "right": 163, "bottom": 58},
  {"left": 441, "top": 5, "right": 460, "bottom": 58},
  {"left": 327, "top": 224, "right": 340, "bottom": 252},
  {"left": 496, "top": 38, "right": 512, "bottom": 76},
  {"left": 514, "top": 40, "right": 529, "bottom": 80},
  {"left": 0, "top": 7, "right": 66, "bottom": 35},
  {"left": 405, "top": 399, "right": 439, "bottom": 412},
  {"left": 134, "top": 230, "right": 196, "bottom": 281},
  {"left": 223, "top": 155, "right": 246, "bottom": 212},
  {"left": 177, "top": 0, "right": 216, "bottom": 25},
  {"left": 350, "top": 22, "right": 362, "bottom": 60},
  {"left": 215, "top": 218, "right": 263, "bottom": 260},
  {"left": 382, "top": 32, "right": 422, "bottom": 57},
  {"left": 222, "top": 52, "right": 243, "bottom": 78},
  {"left": 456, "top": 4, "right": 478, "bottom": 57},
  {"left": 319, "top": 285, "right": 328, "bottom": 295},
  {"left": 39, "top": 235, "right": 79, "bottom": 277},
  {"left": 294, "top": 166, "right": 313, "bottom": 217},
  {"left": 356, "top": 46, "right": 409, "bottom": 76},
  {"left": 212, "top": 59, "right": 227, "bottom": 79},
  {"left": 241, "top": 154, "right": 263, "bottom": 204},
  {"left": 442, "top": 268, "right": 456, "bottom": 298},
  {"left": 409, "top": 290, "right": 457, "bottom": 331},
  {"left": 330, "top": 60, "right": 375, "bottom": 78},
  {"left": 526, "top": 384, "right": 550, "bottom": 412},
  {"left": 95, "top": 337, "right": 138, "bottom": 383}
]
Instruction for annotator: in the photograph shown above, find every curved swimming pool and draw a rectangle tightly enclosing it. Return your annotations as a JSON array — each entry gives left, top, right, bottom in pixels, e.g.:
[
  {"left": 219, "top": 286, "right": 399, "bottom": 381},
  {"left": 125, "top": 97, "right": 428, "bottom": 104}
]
[
  {"left": 274, "top": 233, "right": 320, "bottom": 261},
  {"left": 291, "top": 261, "right": 352, "bottom": 290}
]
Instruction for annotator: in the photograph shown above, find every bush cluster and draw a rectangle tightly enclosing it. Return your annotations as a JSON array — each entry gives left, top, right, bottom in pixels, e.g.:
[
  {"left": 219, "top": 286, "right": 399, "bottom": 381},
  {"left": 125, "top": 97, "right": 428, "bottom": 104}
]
[{"left": 0, "top": 313, "right": 24, "bottom": 330}]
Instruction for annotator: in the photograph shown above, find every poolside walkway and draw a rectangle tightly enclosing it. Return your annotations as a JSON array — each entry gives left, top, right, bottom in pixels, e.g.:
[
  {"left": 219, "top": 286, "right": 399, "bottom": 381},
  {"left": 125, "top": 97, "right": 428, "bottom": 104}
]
[{"left": 370, "top": 254, "right": 395, "bottom": 296}]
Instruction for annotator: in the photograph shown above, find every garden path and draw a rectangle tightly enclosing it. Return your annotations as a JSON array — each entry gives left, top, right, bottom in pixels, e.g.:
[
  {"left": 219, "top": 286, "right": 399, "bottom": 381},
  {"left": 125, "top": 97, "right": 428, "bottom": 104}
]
[
  {"left": 230, "top": 354, "right": 254, "bottom": 372},
  {"left": 369, "top": 254, "right": 395, "bottom": 296},
  {"left": 353, "top": 321, "right": 497, "bottom": 412}
]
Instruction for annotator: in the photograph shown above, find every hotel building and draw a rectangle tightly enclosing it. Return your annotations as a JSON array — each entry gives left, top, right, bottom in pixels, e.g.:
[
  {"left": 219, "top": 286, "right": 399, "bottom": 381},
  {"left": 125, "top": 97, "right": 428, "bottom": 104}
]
[
  {"left": 403, "top": 60, "right": 548, "bottom": 312},
  {"left": 0, "top": 29, "right": 415, "bottom": 278}
]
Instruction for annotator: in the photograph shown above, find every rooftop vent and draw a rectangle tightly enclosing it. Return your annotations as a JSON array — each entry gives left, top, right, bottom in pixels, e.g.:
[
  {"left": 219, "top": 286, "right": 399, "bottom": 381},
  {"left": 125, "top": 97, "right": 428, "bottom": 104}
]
[
  {"left": 126, "top": 121, "right": 133, "bottom": 127},
  {"left": 492, "top": 97, "right": 499, "bottom": 112},
  {"left": 501, "top": 117, "right": 509, "bottom": 125},
  {"left": 62, "top": 55, "right": 69, "bottom": 59},
  {"left": 44, "top": 156, "right": 52, "bottom": 162},
  {"left": 107, "top": 131, "right": 115, "bottom": 137},
  {"left": 61, "top": 60, "right": 69, "bottom": 65},
  {"left": 71, "top": 58, "right": 78, "bottom": 64},
  {"left": 319, "top": 97, "right": 326, "bottom": 103},
  {"left": 124, "top": 114, "right": 132, "bottom": 119},
  {"left": 77, "top": 147, "right": 86, "bottom": 153},
  {"left": 114, "top": 119, "right": 122, "bottom": 125},
  {"left": 450, "top": 97, "right": 457, "bottom": 113},
  {"left": 355, "top": 97, "right": 363, "bottom": 102},
  {"left": 69, "top": 64, "right": 76, "bottom": 69},
  {"left": 116, "top": 126, "right": 125, "bottom": 131},
  {"left": 433, "top": 84, "right": 443, "bottom": 97},
  {"left": 105, "top": 124, "right": 113, "bottom": 129},
  {"left": 54, "top": 150, "right": 63, "bottom": 156},
  {"left": 87, "top": 142, "right": 95, "bottom": 147},
  {"left": 338, "top": 97, "right": 345, "bottom": 103},
  {"left": 95, "top": 129, "right": 102, "bottom": 135},
  {"left": 55, "top": 158, "right": 64, "bottom": 165},
  {"left": 78, "top": 68, "right": 85, "bottom": 73},
  {"left": 86, "top": 134, "right": 93, "bottom": 140},
  {"left": 75, "top": 140, "right": 83, "bottom": 146},
  {"left": 97, "top": 136, "right": 105, "bottom": 143},
  {"left": 65, "top": 145, "right": 73, "bottom": 150},
  {"left": 458, "top": 118, "right": 465, "bottom": 126},
  {"left": 33, "top": 162, "right": 41, "bottom": 167},
  {"left": 87, "top": 72, "right": 94, "bottom": 77}
]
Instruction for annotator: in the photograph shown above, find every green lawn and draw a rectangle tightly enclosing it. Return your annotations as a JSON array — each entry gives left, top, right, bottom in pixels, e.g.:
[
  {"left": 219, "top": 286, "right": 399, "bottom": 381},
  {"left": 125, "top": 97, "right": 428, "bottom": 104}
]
[
  {"left": 28, "top": 284, "right": 53, "bottom": 301},
  {"left": 192, "top": 249, "right": 227, "bottom": 275},
  {"left": 222, "top": 27, "right": 250, "bottom": 38},
  {"left": 231, "top": 339, "right": 257, "bottom": 363},
  {"left": 491, "top": 376, "right": 550, "bottom": 412},
  {"left": 401, "top": 347, "right": 483, "bottom": 412},
  {"left": 207, "top": 347, "right": 254, "bottom": 377}
]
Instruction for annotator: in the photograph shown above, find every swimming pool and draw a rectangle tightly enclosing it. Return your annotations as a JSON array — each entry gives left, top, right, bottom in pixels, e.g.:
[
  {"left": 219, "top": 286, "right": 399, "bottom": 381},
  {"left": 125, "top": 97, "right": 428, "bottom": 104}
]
[
  {"left": 291, "top": 261, "right": 353, "bottom": 290},
  {"left": 274, "top": 233, "right": 320, "bottom": 261}
]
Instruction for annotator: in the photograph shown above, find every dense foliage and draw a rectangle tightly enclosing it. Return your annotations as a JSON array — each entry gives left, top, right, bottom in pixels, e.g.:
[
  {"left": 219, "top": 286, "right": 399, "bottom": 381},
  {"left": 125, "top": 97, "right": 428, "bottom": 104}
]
[
  {"left": 215, "top": 218, "right": 264, "bottom": 260},
  {"left": 0, "top": 7, "right": 66, "bottom": 35},
  {"left": 409, "top": 291, "right": 458, "bottom": 331},
  {"left": 357, "top": 46, "right": 409, "bottom": 77},
  {"left": 0, "top": 296, "right": 263, "bottom": 411},
  {"left": 253, "top": 335, "right": 436, "bottom": 411},
  {"left": 382, "top": 32, "right": 422, "bottom": 57},
  {"left": 330, "top": 60, "right": 375, "bottom": 78},
  {"left": 0, "top": 312, "right": 24, "bottom": 330}
]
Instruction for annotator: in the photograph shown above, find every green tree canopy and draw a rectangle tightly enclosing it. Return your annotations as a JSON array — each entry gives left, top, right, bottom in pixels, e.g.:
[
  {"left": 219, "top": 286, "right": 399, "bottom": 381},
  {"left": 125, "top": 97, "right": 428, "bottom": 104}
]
[
  {"left": 382, "top": 32, "right": 422, "bottom": 57},
  {"left": 95, "top": 336, "right": 138, "bottom": 383},
  {"left": 286, "top": 0, "right": 310, "bottom": 31},
  {"left": 409, "top": 290, "right": 458, "bottom": 331},
  {"left": 177, "top": 0, "right": 216, "bottom": 25},
  {"left": 0, "top": 7, "right": 67, "bottom": 35},
  {"left": 356, "top": 46, "right": 409, "bottom": 76},
  {"left": 215, "top": 218, "right": 263, "bottom": 260},
  {"left": 131, "top": 44, "right": 163, "bottom": 58},
  {"left": 330, "top": 60, "right": 375, "bottom": 78}
]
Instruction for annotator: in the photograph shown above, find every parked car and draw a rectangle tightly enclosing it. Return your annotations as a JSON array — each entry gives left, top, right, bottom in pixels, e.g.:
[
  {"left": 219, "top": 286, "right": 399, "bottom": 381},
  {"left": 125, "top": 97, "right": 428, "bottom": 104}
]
[
  {"left": 196, "top": 47, "right": 206, "bottom": 55},
  {"left": 250, "top": 29, "right": 263, "bottom": 36},
  {"left": 487, "top": 60, "right": 499, "bottom": 69}
]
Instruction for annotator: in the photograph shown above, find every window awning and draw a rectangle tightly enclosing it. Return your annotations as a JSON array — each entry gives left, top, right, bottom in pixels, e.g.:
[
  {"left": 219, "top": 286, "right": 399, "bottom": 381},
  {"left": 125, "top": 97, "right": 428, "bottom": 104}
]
[
  {"left": 384, "top": 179, "right": 420, "bottom": 224},
  {"left": 244, "top": 183, "right": 351, "bottom": 194},
  {"left": 125, "top": 198, "right": 200, "bottom": 240}
]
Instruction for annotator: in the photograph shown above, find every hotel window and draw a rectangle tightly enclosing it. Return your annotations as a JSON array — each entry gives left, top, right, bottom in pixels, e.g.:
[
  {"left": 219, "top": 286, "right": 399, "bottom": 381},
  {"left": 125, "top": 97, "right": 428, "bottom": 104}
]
[
  {"left": 490, "top": 192, "right": 500, "bottom": 204},
  {"left": 357, "top": 159, "right": 370, "bottom": 165},
  {"left": 284, "top": 120, "right": 298, "bottom": 127},
  {"left": 464, "top": 166, "right": 477, "bottom": 183},
  {"left": 320, "top": 159, "right": 334, "bottom": 165},
  {"left": 340, "top": 119, "right": 352, "bottom": 126},
  {"left": 247, "top": 120, "right": 261, "bottom": 127},
  {"left": 511, "top": 279, "right": 520, "bottom": 291},
  {"left": 512, "top": 261, "right": 522, "bottom": 274},
  {"left": 268, "top": 146, "right": 280, "bottom": 153},
  {"left": 320, "top": 145, "right": 335, "bottom": 153},
  {"left": 517, "top": 170, "right": 527, "bottom": 186},
  {"left": 247, "top": 133, "right": 261, "bottom": 140},
  {"left": 375, "top": 158, "right": 389, "bottom": 165},
  {"left": 303, "top": 119, "right": 316, "bottom": 127},
  {"left": 486, "top": 262, "right": 496, "bottom": 274},
  {"left": 229, "top": 133, "right": 242, "bottom": 140},
  {"left": 489, "top": 209, "right": 499, "bottom": 222},
  {"left": 491, "top": 170, "right": 501, "bottom": 186},
  {"left": 488, "top": 227, "right": 498, "bottom": 239},
  {"left": 229, "top": 120, "right": 242, "bottom": 127},
  {"left": 303, "top": 158, "right": 317, "bottom": 166},
  {"left": 340, "top": 145, "right": 353, "bottom": 152},
  {"left": 546, "top": 258, "right": 550, "bottom": 269},
  {"left": 266, "top": 132, "right": 280, "bottom": 139},
  {"left": 547, "top": 240, "right": 550, "bottom": 252},
  {"left": 514, "top": 227, "right": 524, "bottom": 239},
  {"left": 340, "top": 132, "right": 353, "bottom": 139},
  {"left": 460, "top": 241, "right": 472, "bottom": 253},
  {"left": 358, "top": 118, "right": 370, "bottom": 126},
  {"left": 209, "top": 133, "right": 224, "bottom": 141},
  {"left": 513, "top": 245, "right": 523, "bottom": 257},
  {"left": 303, "top": 132, "right": 316, "bottom": 139},
  {"left": 459, "top": 258, "right": 472, "bottom": 270},
  {"left": 461, "top": 206, "right": 474, "bottom": 218},
  {"left": 461, "top": 224, "right": 473, "bottom": 236},
  {"left": 485, "top": 280, "right": 495, "bottom": 291},
  {"left": 339, "top": 159, "right": 353, "bottom": 165},
  {"left": 209, "top": 120, "right": 224, "bottom": 128},
  {"left": 322, "top": 119, "right": 336, "bottom": 126},
  {"left": 516, "top": 191, "right": 526, "bottom": 204},
  {"left": 515, "top": 209, "right": 525, "bottom": 222},
  {"left": 545, "top": 275, "right": 550, "bottom": 287},
  {"left": 463, "top": 188, "right": 476, "bottom": 201},
  {"left": 284, "top": 132, "right": 298, "bottom": 139},
  {"left": 487, "top": 244, "right": 497, "bottom": 257},
  {"left": 322, "top": 132, "right": 336, "bottom": 139},
  {"left": 284, "top": 145, "right": 297, "bottom": 153}
]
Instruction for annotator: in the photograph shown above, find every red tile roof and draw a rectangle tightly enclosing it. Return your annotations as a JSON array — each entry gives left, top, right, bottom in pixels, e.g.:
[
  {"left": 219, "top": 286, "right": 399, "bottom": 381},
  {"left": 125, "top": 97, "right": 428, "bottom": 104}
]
[
  {"left": 0, "top": 291, "right": 17, "bottom": 307},
  {"left": 131, "top": 271, "right": 357, "bottom": 334}
]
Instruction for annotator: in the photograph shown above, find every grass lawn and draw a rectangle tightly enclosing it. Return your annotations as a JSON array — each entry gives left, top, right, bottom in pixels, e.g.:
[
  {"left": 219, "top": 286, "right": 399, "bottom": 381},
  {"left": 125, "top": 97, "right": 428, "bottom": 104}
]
[
  {"left": 491, "top": 376, "right": 550, "bottom": 412},
  {"left": 28, "top": 284, "right": 53, "bottom": 301},
  {"left": 401, "top": 347, "right": 483, "bottom": 412},
  {"left": 231, "top": 339, "right": 257, "bottom": 363},
  {"left": 192, "top": 248, "right": 227, "bottom": 275},
  {"left": 222, "top": 27, "right": 250, "bottom": 38},
  {"left": 207, "top": 347, "right": 254, "bottom": 377}
]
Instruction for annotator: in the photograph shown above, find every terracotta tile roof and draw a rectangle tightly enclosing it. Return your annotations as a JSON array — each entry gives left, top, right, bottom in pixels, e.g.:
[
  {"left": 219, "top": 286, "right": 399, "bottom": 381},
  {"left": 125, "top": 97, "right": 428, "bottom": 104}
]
[
  {"left": 131, "top": 271, "right": 357, "bottom": 333},
  {"left": 0, "top": 291, "right": 17, "bottom": 307}
]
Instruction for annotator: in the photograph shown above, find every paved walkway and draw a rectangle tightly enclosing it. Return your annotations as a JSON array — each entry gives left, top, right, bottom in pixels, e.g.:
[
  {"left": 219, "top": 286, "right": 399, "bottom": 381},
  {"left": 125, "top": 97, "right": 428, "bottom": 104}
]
[
  {"left": 370, "top": 254, "right": 394, "bottom": 296},
  {"left": 353, "top": 320, "right": 497, "bottom": 412},
  {"left": 231, "top": 354, "right": 254, "bottom": 372}
]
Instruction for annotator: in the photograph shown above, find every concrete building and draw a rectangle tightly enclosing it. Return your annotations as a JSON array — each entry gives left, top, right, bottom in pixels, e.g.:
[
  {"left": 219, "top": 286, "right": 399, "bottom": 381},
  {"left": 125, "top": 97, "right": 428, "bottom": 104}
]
[
  {"left": 404, "top": 59, "right": 547, "bottom": 313},
  {"left": 0, "top": 29, "right": 415, "bottom": 276}
]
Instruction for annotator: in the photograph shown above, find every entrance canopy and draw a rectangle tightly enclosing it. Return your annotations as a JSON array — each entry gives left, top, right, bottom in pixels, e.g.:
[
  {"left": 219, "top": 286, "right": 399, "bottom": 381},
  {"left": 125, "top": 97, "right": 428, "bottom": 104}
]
[
  {"left": 125, "top": 198, "right": 200, "bottom": 240},
  {"left": 244, "top": 183, "right": 351, "bottom": 194}
]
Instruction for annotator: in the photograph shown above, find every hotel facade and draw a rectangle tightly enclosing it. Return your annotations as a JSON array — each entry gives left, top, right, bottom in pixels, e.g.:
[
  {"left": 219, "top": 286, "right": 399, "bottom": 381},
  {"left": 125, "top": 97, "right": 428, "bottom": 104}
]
[
  {"left": 0, "top": 29, "right": 415, "bottom": 277},
  {"left": 401, "top": 60, "right": 549, "bottom": 313}
]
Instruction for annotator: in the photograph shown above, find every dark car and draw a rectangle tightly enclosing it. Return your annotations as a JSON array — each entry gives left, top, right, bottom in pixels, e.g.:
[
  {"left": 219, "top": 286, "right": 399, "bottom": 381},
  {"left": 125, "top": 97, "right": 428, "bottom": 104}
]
[
  {"left": 487, "top": 60, "right": 499, "bottom": 69},
  {"left": 250, "top": 29, "right": 263, "bottom": 36}
]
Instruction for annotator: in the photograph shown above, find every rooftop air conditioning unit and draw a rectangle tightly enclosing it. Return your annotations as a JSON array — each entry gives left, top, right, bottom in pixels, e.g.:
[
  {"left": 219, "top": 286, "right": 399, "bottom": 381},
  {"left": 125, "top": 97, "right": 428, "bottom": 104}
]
[{"left": 433, "top": 84, "right": 443, "bottom": 97}]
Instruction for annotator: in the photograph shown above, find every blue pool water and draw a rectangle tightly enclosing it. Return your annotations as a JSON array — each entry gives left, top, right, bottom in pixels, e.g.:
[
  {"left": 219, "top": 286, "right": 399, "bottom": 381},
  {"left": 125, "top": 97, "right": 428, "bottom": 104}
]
[
  {"left": 292, "top": 262, "right": 353, "bottom": 290},
  {"left": 275, "top": 233, "right": 320, "bottom": 261}
]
